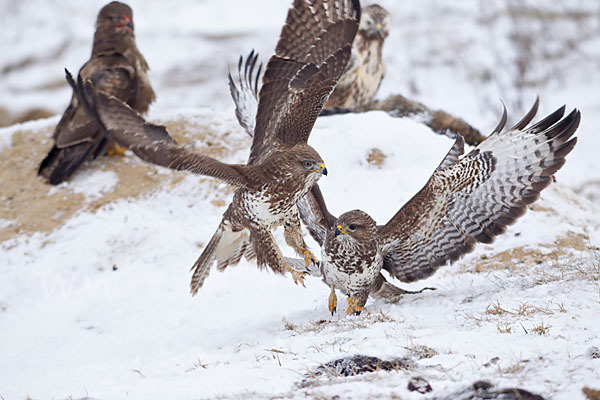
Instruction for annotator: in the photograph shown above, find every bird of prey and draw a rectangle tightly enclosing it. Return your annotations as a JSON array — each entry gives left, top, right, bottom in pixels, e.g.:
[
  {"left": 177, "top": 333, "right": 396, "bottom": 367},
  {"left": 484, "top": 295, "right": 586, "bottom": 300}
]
[
  {"left": 314, "top": 4, "right": 486, "bottom": 145},
  {"left": 297, "top": 99, "right": 579, "bottom": 315},
  {"left": 324, "top": 4, "right": 390, "bottom": 109},
  {"left": 79, "top": 0, "right": 361, "bottom": 294},
  {"left": 38, "top": 1, "right": 155, "bottom": 185},
  {"left": 230, "top": 51, "right": 435, "bottom": 302},
  {"left": 229, "top": 5, "right": 390, "bottom": 118}
]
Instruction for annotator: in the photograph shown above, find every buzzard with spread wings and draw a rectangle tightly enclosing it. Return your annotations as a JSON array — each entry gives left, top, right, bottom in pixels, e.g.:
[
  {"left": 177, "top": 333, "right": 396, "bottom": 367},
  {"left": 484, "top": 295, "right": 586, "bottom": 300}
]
[
  {"left": 296, "top": 99, "right": 579, "bottom": 314},
  {"left": 79, "top": 0, "right": 361, "bottom": 295},
  {"left": 38, "top": 1, "right": 155, "bottom": 185},
  {"left": 229, "top": 28, "right": 580, "bottom": 317}
]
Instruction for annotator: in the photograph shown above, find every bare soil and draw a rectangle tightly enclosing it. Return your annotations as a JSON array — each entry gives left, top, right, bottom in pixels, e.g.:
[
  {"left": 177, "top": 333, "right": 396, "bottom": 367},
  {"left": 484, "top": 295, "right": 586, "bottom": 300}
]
[{"left": 0, "top": 117, "right": 245, "bottom": 243}]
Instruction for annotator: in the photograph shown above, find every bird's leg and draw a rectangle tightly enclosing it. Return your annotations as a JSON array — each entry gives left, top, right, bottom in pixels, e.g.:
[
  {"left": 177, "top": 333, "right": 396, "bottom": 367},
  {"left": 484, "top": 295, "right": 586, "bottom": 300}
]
[
  {"left": 328, "top": 286, "right": 337, "bottom": 315},
  {"left": 251, "top": 226, "right": 307, "bottom": 286},
  {"left": 107, "top": 143, "right": 128, "bottom": 156},
  {"left": 299, "top": 247, "right": 317, "bottom": 267},
  {"left": 283, "top": 211, "right": 319, "bottom": 267},
  {"left": 346, "top": 297, "right": 365, "bottom": 315},
  {"left": 285, "top": 264, "right": 307, "bottom": 287}
]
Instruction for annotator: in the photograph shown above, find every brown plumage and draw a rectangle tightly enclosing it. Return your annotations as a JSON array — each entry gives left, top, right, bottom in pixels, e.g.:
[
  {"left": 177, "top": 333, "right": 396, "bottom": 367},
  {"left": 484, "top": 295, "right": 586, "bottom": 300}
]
[
  {"left": 38, "top": 1, "right": 155, "bottom": 185},
  {"left": 317, "top": 4, "right": 485, "bottom": 144},
  {"left": 80, "top": 0, "right": 361, "bottom": 294},
  {"left": 357, "top": 94, "right": 487, "bottom": 145},
  {"left": 325, "top": 4, "right": 390, "bottom": 109},
  {"left": 297, "top": 99, "right": 580, "bottom": 314}
]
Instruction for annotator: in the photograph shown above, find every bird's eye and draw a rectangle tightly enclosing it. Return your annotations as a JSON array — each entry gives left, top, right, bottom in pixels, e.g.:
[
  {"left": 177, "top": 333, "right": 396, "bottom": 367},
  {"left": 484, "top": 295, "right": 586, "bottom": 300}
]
[
  {"left": 303, "top": 161, "right": 312, "bottom": 169},
  {"left": 349, "top": 224, "right": 357, "bottom": 231},
  {"left": 111, "top": 16, "right": 121, "bottom": 23}
]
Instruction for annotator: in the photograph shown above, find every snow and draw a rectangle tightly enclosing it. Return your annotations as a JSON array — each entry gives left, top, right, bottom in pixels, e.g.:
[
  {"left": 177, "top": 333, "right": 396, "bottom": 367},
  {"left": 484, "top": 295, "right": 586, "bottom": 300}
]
[{"left": 1, "top": 0, "right": 600, "bottom": 399}]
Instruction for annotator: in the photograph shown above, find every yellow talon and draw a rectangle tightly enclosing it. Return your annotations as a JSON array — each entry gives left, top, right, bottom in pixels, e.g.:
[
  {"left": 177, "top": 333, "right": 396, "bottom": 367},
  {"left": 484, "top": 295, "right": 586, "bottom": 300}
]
[
  {"left": 328, "top": 286, "right": 337, "bottom": 315},
  {"left": 302, "top": 249, "right": 318, "bottom": 267},
  {"left": 107, "top": 143, "right": 128, "bottom": 156},
  {"left": 346, "top": 297, "right": 365, "bottom": 315},
  {"left": 286, "top": 264, "right": 307, "bottom": 287}
]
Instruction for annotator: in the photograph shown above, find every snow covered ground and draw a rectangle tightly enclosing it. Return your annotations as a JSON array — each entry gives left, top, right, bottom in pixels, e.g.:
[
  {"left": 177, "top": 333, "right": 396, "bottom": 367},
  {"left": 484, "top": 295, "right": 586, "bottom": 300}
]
[{"left": 1, "top": 0, "right": 599, "bottom": 399}]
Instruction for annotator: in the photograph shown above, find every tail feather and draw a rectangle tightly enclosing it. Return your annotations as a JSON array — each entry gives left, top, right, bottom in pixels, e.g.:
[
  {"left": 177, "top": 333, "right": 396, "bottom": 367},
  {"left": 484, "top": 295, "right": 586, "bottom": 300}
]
[
  {"left": 370, "top": 273, "right": 436, "bottom": 302},
  {"left": 38, "top": 139, "right": 103, "bottom": 185},
  {"left": 216, "top": 236, "right": 251, "bottom": 271},
  {"left": 190, "top": 227, "right": 223, "bottom": 295},
  {"left": 190, "top": 223, "right": 250, "bottom": 295}
]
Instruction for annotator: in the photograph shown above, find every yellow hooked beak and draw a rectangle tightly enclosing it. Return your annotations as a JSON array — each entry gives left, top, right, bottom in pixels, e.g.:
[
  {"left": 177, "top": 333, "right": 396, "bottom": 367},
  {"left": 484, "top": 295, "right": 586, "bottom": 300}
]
[
  {"left": 335, "top": 224, "right": 349, "bottom": 236},
  {"left": 310, "top": 163, "right": 328, "bottom": 176},
  {"left": 375, "top": 23, "right": 382, "bottom": 30}
]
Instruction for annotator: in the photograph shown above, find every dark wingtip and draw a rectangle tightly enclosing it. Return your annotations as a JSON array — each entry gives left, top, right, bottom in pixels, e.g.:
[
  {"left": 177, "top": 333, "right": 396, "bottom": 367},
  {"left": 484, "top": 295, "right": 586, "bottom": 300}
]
[
  {"left": 527, "top": 104, "right": 566, "bottom": 133},
  {"left": 508, "top": 97, "right": 539, "bottom": 131},
  {"left": 352, "top": 0, "right": 361, "bottom": 22},
  {"left": 490, "top": 100, "right": 508, "bottom": 135},
  {"left": 64, "top": 68, "right": 76, "bottom": 91}
]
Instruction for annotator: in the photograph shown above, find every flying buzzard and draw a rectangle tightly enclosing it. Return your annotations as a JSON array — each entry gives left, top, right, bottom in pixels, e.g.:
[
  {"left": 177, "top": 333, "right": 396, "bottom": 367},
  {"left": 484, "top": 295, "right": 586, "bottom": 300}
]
[
  {"left": 325, "top": 4, "right": 390, "bottom": 109},
  {"left": 297, "top": 99, "right": 579, "bottom": 314},
  {"left": 78, "top": 0, "right": 361, "bottom": 294},
  {"left": 38, "top": 1, "right": 155, "bottom": 185},
  {"left": 229, "top": 52, "right": 428, "bottom": 303}
]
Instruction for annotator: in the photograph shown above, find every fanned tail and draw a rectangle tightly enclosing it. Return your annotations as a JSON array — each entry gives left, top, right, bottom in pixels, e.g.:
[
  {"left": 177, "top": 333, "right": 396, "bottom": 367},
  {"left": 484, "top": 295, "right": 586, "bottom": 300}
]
[
  {"left": 190, "top": 222, "right": 250, "bottom": 295},
  {"left": 370, "top": 273, "right": 436, "bottom": 302},
  {"left": 38, "top": 139, "right": 105, "bottom": 185}
]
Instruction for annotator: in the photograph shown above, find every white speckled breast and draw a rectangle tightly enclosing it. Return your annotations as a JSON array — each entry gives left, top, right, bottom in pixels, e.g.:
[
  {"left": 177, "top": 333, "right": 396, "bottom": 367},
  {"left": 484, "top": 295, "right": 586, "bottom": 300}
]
[{"left": 321, "top": 235, "right": 383, "bottom": 296}]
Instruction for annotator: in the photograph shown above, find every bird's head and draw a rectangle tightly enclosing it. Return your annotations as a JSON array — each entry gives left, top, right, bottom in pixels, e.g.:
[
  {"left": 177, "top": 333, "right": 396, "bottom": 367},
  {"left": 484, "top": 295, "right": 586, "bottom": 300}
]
[
  {"left": 283, "top": 144, "right": 328, "bottom": 183},
  {"left": 333, "top": 210, "right": 378, "bottom": 244},
  {"left": 97, "top": 1, "right": 134, "bottom": 36},
  {"left": 359, "top": 4, "right": 391, "bottom": 39}
]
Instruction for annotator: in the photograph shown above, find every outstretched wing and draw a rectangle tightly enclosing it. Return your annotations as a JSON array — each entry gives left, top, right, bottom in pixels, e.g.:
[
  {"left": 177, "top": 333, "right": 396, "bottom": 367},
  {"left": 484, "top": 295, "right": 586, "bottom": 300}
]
[
  {"left": 78, "top": 77, "right": 254, "bottom": 189},
  {"left": 378, "top": 99, "right": 580, "bottom": 282},
  {"left": 297, "top": 184, "right": 337, "bottom": 246},
  {"left": 228, "top": 50, "right": 262, "bottom": 137},
  {"left": 54, "top": 59, "right": 136, "bottom": 148},
  {"left": 38, "top": 58, "right": 137, "bottom": 184},
  {"left": 248, "top": 0, "right": 361, "bottom": 164}
]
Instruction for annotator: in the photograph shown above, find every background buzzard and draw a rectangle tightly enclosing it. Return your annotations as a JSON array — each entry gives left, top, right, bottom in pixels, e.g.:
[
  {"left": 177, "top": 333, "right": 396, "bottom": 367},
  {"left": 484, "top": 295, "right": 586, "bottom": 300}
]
[
  {"left": 325, "top": 4, "right": 390, "bottom": 109},
  {"left": 297, "top": 99, "right": 580, "bottom": 314},
  {"left": 81, "top": 0, "right": 361, "bottom": 294},
  {"left": 38, "top": 1, "right": 155, "bottom": 185},
  {"left": 315, "top": 4, "right": 486, "bottom": 145}
]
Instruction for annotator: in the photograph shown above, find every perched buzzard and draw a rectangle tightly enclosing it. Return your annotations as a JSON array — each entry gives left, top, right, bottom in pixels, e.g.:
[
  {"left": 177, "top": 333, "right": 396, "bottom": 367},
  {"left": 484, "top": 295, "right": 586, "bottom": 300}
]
[
  {"left": 230, "top": 10, "right": 485, "bottom": 146},
  {"left": 78, "top": 0, "right": 361, "bottom": 294},
  {"left": 315, "top": 4, "right": 486, "bottom": 145},
  {"left": 38, "top": 1, "right": 155, "bottom": 185},
  {"left": 325, "top": 4, "right": 390, "bottom": 109},
  {"left": 229, "top": 5, "right": 389, "bottom": 114},
  {"left": 297, "top": 99, "right": 579, "bottom": 314}
]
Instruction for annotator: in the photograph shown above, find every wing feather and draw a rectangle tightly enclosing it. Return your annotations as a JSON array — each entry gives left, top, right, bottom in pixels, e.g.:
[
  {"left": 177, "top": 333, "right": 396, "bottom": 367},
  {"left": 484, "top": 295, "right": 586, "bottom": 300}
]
[
  {"left": 249, "top": 0, "right": 360, "bottom": 163},
  {"left": 378, "top": 101, "right": 580, "bottom": 282},
  {"left": 297, "top": 184, "right": 337, "bottom": 246},
  {"left": 87, "top": 86, "right": 253, "bottom": 189},
  {"left": 228, "top": 50, "right": 261, "bottom": 137},
  {"left": 55, "top": 59, "right": 135, "bottom": 148}
]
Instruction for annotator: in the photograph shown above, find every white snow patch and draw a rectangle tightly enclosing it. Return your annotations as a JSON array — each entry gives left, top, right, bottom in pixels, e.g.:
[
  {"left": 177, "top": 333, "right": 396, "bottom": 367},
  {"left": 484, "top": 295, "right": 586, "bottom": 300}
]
[
  {"left": 1, "top": 1, "right": 600, "bottom": 399},
  {"left": 70, "top": 169, "right": 119, "bottom": 202},
  {"left": 1, "top": 109, "right": 599, "bottom": 399}
]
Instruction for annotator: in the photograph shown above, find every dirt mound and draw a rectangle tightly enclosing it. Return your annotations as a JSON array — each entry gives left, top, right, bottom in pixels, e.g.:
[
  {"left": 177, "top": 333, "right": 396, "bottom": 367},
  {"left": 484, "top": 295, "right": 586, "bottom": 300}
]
[{"left": 0, "top": 115, "right": 245, "bottom": 243}]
